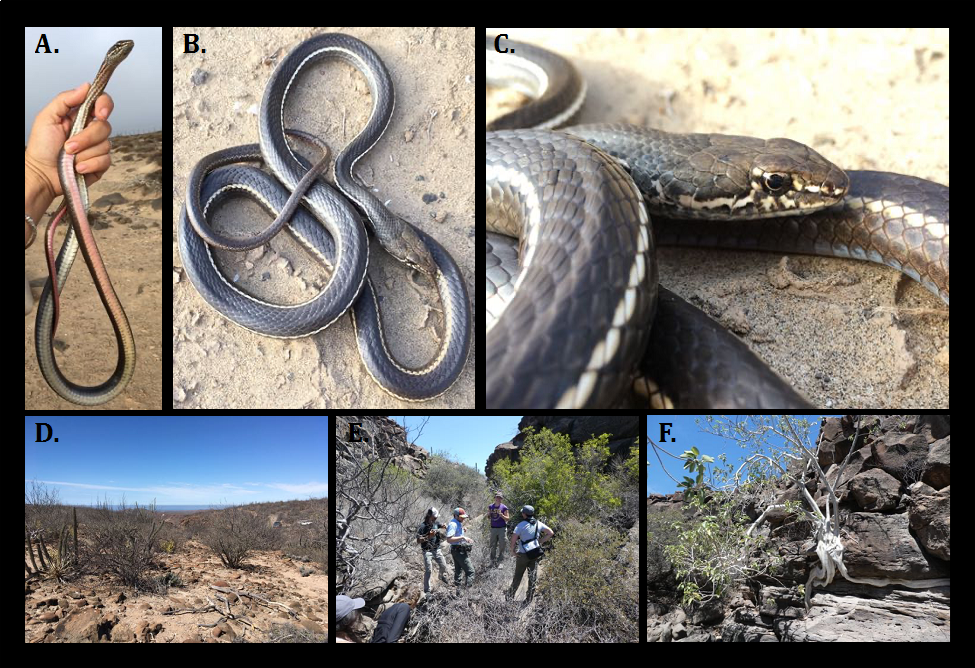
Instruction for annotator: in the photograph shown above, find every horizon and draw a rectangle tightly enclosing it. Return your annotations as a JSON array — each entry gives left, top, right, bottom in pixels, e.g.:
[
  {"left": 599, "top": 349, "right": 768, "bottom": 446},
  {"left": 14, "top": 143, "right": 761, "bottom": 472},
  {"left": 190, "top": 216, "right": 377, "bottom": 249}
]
[{"left": 25, "top": 416, "right": 328, "bottom": 507}]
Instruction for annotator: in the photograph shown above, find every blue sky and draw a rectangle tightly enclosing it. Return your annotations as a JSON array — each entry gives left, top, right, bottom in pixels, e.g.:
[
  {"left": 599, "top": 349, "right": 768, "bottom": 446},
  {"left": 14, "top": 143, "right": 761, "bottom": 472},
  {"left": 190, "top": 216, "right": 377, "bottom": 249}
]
[
  {"left": 25, "top": 416, "right": 328, "bottom": 507},
  {"left": 389, "top": 416, "right": 523, "bottom": 473},
  {"left": 647, "top": 415, "right": 841, "bottom": 495}
]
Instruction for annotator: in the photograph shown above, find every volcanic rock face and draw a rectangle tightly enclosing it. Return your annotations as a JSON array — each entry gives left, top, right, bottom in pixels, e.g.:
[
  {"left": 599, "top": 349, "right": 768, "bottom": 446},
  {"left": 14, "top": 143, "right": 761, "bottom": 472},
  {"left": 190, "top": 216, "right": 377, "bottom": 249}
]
[
  {"left": 485, "top": 416, "right": 637, "bottom": 479},
  {"left": 334, "top": 416, "right": 430, "bottom": 478},
  {"left": 648, "top": 413, "right": 950, "bottom": 642}
]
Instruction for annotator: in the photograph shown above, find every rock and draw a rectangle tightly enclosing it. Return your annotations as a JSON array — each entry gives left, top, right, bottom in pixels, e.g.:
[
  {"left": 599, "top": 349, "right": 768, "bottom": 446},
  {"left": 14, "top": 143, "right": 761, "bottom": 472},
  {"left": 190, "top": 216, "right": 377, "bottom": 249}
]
[
  {"left": 907, "top": 482, "right": 950, "bottom": 561},
  {"left": 924, "top": 436, "right": 950, "bottom": 489},
  {"left": 52, "top": 608, "right": 114, "bottom": 642},
  {"left": 848, "top": 468, "right": 901, "bottom": 511},
  {"left": 335, "top": 416, "right": 430, "bottom": 478},
  {"left": 648, "top": 413, "right": 950, "bottom": 642},
  {"left": 777, "top": 582, "right": 950, "bottom": 641}
]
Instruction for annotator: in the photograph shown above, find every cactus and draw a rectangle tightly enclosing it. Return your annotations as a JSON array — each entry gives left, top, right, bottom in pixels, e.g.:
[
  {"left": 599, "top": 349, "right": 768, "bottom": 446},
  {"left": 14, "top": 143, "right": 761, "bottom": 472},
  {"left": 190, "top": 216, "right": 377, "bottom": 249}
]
[{"left": 25, "top": 519, "right": 76, "bottom": 583}]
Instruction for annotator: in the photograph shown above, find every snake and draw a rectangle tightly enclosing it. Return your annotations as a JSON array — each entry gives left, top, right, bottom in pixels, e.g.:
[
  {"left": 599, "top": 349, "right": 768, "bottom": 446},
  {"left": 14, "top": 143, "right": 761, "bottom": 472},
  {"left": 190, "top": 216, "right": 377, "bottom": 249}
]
[
  {"left": 178, "top": 33, "right": 470, "bottom": 402},
  {"left": 485, "top": 37, "right": 949, "bottom": 409},
  {"left": 35, "top": 39, "right": 136, "bottom": 405}
]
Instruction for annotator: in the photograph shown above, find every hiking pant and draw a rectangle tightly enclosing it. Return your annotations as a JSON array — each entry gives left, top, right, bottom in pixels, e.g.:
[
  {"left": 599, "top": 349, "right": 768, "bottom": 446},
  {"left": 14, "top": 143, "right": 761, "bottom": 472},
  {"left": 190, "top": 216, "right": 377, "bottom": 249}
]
[
  {"left": 489, "top": 527, "right": 508, "bottom": 564},
  {"left": 508, "top": 553, "right": 539, "bottom": 602},
  {"left": 370, "top": 603, "right": 410, "bottom": 643},
  {"left": 422, "top": 548, "right": 448, "bottom": 592},
  {"left": 451, "top": 547, "right": 475, "bottom": 587}
]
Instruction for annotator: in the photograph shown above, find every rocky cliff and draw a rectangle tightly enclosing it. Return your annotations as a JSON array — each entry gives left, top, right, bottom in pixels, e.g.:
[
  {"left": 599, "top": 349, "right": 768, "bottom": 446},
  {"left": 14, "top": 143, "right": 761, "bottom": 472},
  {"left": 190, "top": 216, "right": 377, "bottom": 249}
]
[
  {"left": 485, "top": 416, "right": 637, "bottom": 480},
  {"left": 334, "top": 416, "right": 430, "bottom": 478},
  {"left": 648, "top": 414, "right": 950, "bottom": 642}
]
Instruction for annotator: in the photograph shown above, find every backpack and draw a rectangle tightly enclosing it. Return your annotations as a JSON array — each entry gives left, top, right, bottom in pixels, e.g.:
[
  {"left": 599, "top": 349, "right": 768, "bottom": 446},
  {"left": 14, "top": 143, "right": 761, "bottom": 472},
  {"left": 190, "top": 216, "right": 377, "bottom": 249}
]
[{"left": 520, "top": 518, "right": 544, "bottom": 561}]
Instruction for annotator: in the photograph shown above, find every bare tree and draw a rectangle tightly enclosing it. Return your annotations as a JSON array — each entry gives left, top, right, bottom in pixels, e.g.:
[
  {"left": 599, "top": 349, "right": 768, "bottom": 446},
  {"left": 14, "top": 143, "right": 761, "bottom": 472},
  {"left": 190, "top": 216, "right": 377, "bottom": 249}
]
[
  {"left": 83, "top": 495, "right": 165, "bottom": 588},
  {"left": 335, "top": 442, "right": 423, "bottom": 595},
  {"left": 703, "top": 415, "right": 950, "bottom": 610}
]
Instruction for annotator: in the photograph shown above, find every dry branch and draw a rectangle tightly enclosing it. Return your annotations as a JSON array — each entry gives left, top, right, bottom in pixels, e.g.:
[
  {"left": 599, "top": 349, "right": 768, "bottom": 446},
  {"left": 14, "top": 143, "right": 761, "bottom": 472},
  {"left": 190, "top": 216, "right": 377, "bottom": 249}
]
[
  {"left": 162, "top": 584, "right": 300, "bottom": 634},
  {"left": 209, "top": 585, "right": 298, "bottom": 619}
]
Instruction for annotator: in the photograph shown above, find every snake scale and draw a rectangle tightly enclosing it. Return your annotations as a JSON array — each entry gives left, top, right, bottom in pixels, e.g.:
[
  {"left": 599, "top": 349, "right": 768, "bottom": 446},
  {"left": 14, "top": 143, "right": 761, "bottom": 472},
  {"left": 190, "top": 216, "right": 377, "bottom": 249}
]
[
  {"left": 179, "top": 34, "right": 471, "bottom": 402},
  {"left": 485, "top": 36, "right": 949, "bottom": 409}
]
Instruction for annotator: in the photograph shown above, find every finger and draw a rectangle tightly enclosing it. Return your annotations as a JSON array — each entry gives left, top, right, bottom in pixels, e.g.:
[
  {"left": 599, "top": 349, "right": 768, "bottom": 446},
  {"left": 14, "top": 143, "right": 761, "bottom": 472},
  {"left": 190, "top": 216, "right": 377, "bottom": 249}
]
[
  {"left": 93, "top": 93, "right": 116, "bottom": 122},
  {"left": 65, "top": 120, "right": 113, "bottom": 156}
]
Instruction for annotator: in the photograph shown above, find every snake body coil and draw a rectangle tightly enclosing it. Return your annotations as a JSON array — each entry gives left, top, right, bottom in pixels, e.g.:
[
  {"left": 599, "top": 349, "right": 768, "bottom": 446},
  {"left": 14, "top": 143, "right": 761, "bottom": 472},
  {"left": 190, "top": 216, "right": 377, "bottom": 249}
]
[
  {"left": 179, "top": 34, "right": 470, "bottom": 402},
  {"left": 486, "top": 37, "right": 948, "bottom": 409}
]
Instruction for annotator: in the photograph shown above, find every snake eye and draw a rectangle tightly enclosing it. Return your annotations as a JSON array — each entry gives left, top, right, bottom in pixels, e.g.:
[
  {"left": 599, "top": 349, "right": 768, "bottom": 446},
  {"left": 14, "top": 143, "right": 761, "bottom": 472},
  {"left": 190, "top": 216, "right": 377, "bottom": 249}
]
[{"left": 764, "top": 173, "right": 788, "bottom": 192}]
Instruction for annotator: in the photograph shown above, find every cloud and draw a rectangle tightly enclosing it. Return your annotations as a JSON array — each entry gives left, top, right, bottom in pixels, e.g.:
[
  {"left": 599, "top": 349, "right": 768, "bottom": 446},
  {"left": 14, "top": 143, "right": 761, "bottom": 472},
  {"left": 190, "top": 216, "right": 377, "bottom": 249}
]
[
  {"left": 26, "top": 479, "right": 328, "bottom": 502},
  {"left": 264, "top": 481, "right": 329, "bottom": 496}
]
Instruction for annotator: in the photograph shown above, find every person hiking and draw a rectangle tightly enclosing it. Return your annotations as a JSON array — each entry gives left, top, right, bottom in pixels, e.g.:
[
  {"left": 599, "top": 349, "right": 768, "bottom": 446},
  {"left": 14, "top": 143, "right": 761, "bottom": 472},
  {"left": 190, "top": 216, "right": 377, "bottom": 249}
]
[
  {"left": 417, "top": 507, "right": 450, "bottom": 593},
  {"left": 445, "top": 507, "right": 475, "bottom": 588},
  {"left": 488, "top": 492, "right": 510, "bottom": 567},
  {"left": 507, "top": 505, "right": 553, "bottom": 604}
]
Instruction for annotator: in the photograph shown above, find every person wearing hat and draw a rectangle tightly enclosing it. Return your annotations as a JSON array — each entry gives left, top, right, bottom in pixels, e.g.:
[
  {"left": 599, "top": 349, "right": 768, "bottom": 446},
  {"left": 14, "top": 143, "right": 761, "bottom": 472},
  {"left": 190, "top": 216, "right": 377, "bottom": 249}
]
[
  {"left": 488, "top": 492, "right": 510, "bottom": 567},
  {"left": 335, "top": 594, "right": 411, "bottom": 643},
  {"left": 335, "top": 594, "right": 366, "bottom": 643},
  {"left": 417, "top": 507, "right": 450, "bottom": 593},
  {"left": 507, "top": 505, "right": 553, "bottom": 604},
  {"left": 445, "top": 507, "right": 475, "bottom": 587}
]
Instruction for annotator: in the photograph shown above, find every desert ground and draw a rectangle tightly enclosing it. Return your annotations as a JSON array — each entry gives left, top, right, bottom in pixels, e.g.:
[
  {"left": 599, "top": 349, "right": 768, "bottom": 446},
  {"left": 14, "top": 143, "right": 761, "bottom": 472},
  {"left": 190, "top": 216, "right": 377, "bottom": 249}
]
[{"left": 26, "top": 503, "right": 328, "bottom": 643}]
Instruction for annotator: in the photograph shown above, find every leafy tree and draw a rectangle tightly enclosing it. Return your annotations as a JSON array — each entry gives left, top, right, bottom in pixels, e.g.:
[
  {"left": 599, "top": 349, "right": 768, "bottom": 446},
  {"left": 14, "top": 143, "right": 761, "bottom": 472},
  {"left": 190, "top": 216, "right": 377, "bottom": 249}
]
[{"left": 491, "top": 427, "right": 623, "bottom": 526}]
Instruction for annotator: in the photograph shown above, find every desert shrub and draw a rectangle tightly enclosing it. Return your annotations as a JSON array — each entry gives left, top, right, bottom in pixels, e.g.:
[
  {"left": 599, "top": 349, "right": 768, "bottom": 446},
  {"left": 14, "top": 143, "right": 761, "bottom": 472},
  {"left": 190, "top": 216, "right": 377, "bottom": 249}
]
[
  {"left": 155, "top": 520, "right": 187, "bottom": 554},
  {"left": 152, "top": 571, "right": 184, "bottom": 592},
  {"left": 201, "top": 504, "right": 280, "bottom": 568},
  {"left": 663, "top": 492, "right": 784, "bottom": 606},
  {"left": 423, "top": 451, "right": 485, "bottom": 509},
  {"left": 83, "top": 496, "right": 164, "bottom": 589},
  {"left": 646, "top": 506, "right": 684, "bottom": 594},
  {"left": 534, "top": 519, "right": 637, "bottom": 643}
]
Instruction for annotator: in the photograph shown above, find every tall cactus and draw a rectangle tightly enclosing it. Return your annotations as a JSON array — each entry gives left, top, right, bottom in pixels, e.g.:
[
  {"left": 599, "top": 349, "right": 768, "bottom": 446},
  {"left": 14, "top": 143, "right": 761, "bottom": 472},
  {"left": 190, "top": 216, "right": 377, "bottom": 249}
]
[{"left": 25, "top": 511, "right": 77, "bottom": 583}]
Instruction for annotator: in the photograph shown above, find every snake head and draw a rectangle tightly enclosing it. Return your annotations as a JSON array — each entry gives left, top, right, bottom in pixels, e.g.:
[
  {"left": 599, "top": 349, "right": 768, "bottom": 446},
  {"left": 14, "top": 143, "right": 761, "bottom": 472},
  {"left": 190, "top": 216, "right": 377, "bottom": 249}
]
[
  {"left": 385, "top": 221, "right": 437, "bottom": 277},
  {"left": 108, "top": 40, "right": 135, "bottom": 60}
]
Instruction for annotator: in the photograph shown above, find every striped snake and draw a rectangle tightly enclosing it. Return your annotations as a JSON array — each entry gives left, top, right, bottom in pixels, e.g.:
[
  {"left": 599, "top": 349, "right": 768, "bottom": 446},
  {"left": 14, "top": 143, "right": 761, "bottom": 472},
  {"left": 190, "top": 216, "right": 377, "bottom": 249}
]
[
  {"left": 485, "top": 37, "right": 948, "bottom": 408},
  {"left": 35, "top": 40, "right": 136, "bottom": 405}
]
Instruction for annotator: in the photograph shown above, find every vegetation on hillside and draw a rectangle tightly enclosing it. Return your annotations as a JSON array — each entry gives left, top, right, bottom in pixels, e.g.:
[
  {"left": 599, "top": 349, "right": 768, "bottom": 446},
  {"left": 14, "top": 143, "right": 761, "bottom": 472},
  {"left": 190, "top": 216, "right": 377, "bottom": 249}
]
[{"left": 407, "top": 427, "right": 639, "bottom": 643}]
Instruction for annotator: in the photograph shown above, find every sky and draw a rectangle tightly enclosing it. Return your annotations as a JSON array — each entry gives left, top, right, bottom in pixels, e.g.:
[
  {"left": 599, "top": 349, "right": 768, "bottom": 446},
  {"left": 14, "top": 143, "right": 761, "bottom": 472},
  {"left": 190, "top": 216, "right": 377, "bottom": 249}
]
[
  {"left": 389, "top": 416, "right": 523, "bottom": 473},
  {"left": 25, "top": 416, "right": 328, "bottom": 508},
  {"left": 647, "top": 415, "right": 841, "bottom": 495},
  {"left": 24, "top": 27, "right": 162, "bottom": 143}
]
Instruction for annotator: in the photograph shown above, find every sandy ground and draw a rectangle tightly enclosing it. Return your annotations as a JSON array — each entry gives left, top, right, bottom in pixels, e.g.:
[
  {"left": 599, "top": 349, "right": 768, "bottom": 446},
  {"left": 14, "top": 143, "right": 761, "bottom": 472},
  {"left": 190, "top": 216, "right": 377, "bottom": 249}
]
[
  {"left": 25, "top": 131, "right": 163, "bottom": 410},
  {"left": 172, "top": 27, "right": 475, "bottom": 408},
  {"left": 486, "top": 28, "right": 948, "bottom": 408},
  {"left": 25, "top": 538, "right": 327, "bottom": 643}
]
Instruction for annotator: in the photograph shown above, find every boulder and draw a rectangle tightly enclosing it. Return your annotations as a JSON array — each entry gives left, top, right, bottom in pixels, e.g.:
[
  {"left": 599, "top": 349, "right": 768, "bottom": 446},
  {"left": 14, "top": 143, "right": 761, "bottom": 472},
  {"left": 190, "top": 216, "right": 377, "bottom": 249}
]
[
  {"left": 335, "top": 416, "right": 430, "bottom": 478},
  {"left": 648, "top": 413, "right": 950, "bottom": 642}
]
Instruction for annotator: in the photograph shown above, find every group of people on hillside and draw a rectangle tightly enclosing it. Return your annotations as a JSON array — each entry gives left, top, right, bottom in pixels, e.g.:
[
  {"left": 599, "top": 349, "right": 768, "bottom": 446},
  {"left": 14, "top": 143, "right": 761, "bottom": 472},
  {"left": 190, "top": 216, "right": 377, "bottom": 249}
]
[
  {"left": 335, "top": 493, "right": 554, "bottom": 642},
  {"left": 417, "top": 493, "right": 554, "bottom": 601}
]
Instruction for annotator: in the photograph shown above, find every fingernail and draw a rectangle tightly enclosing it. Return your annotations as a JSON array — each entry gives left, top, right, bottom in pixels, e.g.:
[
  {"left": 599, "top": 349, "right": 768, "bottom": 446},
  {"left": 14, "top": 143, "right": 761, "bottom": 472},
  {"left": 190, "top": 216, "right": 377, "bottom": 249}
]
[
  {"left": 76, "top": 163, "right": 87, "bottom": 173},
  {"left": 66, "top": 142, "right": 78, "bottom": 154}
]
